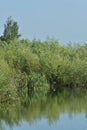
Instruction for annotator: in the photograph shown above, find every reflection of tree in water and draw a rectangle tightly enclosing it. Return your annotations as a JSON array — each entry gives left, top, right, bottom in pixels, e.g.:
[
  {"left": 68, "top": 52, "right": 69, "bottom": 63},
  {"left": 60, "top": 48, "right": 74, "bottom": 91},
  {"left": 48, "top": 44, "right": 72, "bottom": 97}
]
[
  {"left": 0, "top": 121, "right": 5, "bottom": 130},
  {"left": 0, "top": 89, "right": 87, "bottom": 129}
]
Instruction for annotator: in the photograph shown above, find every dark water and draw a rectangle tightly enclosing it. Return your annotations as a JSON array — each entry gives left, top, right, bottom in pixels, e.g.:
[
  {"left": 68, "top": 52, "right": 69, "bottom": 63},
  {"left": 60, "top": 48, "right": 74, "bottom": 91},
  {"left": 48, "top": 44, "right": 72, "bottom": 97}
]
[{"left": 0, "top": 89, "right": 87, "bottom": 130}]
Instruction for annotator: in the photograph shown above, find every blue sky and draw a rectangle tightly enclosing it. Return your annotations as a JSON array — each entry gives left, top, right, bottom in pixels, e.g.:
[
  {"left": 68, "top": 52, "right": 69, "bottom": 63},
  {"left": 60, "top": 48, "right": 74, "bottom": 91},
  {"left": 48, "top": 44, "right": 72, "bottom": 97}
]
[{"left": 0, "top": 0, "right": 87, "bottom": 44}]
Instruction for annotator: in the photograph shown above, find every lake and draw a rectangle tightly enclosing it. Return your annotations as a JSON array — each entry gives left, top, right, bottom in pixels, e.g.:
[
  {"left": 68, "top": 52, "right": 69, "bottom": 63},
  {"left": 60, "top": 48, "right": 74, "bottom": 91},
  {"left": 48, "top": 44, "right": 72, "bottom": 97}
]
[{"left": 0, "top": 89, "right": 87, "bottom": 130}]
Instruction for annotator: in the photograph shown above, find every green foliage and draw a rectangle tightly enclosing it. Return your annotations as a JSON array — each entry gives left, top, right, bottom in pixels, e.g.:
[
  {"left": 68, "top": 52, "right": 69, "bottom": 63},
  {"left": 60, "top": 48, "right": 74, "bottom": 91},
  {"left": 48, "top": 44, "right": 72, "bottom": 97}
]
[
  {"left": 0, "top": 17, "right": 20, "bottom": 43},
  {"left": 0, "top": 59, "right": 17, "bottom": 103},
  {"left": 27, "top": 72, "right": 49, "bottom": 98},
  {"left": 1, "top": 37, "right": 87, "bottom": 103}
]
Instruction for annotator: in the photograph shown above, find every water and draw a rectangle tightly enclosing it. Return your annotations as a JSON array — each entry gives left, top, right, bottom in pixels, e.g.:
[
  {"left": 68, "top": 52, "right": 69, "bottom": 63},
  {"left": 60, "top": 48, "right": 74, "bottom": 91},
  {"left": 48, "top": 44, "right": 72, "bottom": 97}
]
[
  {"left": 0, "top": 89, "right": 87, "bottom": 130},
  {"left": 2, "top": 113, "right": 87, "bottom": 130}
]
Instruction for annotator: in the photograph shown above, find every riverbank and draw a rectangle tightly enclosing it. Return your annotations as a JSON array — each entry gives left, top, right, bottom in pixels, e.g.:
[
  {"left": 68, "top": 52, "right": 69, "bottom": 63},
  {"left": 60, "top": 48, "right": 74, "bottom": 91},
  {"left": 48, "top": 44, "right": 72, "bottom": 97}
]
[{"left": 0, "top": 38, "right": 87, "bottom": 103}]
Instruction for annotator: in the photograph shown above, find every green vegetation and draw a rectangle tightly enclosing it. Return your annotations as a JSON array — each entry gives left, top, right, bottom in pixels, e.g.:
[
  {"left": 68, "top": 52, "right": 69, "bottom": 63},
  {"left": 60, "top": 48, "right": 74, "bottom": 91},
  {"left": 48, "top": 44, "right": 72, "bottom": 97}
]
[
  {"left": 0, "top": 16, "right": 21, "bottom": 43},
  {"left": 0, "top": 17, "right": 87, "bottom": 103}
]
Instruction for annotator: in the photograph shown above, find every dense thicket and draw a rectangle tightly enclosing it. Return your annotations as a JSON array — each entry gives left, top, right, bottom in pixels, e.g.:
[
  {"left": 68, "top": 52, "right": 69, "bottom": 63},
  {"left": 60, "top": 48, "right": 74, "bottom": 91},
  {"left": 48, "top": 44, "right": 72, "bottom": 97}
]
[{"left": 0, "top": 38, "right": 87, "bottom": 103}]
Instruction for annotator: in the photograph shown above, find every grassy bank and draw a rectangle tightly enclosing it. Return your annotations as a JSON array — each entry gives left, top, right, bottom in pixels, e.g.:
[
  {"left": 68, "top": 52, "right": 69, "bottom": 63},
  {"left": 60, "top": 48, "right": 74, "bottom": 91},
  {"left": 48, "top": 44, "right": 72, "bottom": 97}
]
[{"left": 0, "top": 38, "right": 87, "bottom": 103}]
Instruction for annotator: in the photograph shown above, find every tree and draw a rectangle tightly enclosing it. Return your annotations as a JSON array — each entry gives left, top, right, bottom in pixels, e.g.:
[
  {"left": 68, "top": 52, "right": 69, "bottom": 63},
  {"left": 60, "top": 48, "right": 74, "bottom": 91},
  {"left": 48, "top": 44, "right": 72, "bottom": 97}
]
[{"left": 3, "top": 16, "right": 21, "bottom": 42}]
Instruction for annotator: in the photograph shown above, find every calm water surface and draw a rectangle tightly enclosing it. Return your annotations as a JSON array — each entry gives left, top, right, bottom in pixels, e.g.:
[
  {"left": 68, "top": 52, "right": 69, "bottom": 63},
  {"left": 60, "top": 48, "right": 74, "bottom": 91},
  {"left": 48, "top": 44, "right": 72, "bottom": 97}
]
[{"left": 0, "top": 90, "right": 87, "bottom": 130}]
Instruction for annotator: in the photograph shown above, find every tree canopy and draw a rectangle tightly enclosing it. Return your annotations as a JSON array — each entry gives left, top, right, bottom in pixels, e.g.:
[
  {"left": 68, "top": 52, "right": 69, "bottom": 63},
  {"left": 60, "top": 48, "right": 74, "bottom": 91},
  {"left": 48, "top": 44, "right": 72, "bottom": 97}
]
[{"left": 0, "top": 16, "right": 21, "bottom": 42}]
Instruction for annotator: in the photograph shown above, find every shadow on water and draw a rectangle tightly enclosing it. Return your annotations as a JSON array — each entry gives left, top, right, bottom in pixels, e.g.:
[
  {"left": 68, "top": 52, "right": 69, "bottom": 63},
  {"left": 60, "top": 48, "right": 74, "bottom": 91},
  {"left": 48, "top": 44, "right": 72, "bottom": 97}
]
[{"left": 0, "top": 88, "right": 87, "bottom": 130}]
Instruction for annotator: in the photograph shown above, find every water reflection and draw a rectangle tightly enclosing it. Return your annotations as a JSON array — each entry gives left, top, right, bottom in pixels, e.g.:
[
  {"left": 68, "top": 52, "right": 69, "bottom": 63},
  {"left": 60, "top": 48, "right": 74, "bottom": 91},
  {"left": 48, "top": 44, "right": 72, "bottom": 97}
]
[{"left": 0, "top": 89, "right": 87, "bottom": 130}]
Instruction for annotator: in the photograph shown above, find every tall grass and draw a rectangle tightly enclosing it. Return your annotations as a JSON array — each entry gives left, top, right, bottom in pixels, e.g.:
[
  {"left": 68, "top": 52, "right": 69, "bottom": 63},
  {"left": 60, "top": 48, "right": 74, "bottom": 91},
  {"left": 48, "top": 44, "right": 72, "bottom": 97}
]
[{"left": 0, "top": 39, "right": 87, "bottom": 103}]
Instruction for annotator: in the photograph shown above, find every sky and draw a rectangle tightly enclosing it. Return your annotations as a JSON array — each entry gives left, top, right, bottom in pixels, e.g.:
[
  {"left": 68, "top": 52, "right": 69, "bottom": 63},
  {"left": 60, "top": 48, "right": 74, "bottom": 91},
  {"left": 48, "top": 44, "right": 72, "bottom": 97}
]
[{"left": 0, "top": 0, "right": 87, "bottom": 44}]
